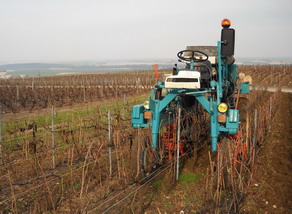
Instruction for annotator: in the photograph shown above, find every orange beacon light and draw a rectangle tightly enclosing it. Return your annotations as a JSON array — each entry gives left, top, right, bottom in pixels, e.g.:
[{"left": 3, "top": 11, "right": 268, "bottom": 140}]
[{"left": 221, "top": 19, "right": 231, "bottom": 28}]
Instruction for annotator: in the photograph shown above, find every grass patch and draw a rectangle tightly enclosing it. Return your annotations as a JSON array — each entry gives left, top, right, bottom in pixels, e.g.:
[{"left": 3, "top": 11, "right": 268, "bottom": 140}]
[
  {"left": 153, "top": 180, "right": 162, "bottom": 190},
  {"left": 163, "top": 201, "right": 172, "bottom": 207},
  {"left": 2, "top": 92, "right": 150, "bottom": 156},
  {"left": 179, "top": 172, "right": 203, "bottom": 185}
]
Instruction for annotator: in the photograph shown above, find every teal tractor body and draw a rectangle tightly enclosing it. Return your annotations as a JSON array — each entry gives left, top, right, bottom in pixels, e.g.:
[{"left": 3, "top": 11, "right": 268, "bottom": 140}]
[{"left": 131, "top": 20, "right": 250, "bottom": 153}]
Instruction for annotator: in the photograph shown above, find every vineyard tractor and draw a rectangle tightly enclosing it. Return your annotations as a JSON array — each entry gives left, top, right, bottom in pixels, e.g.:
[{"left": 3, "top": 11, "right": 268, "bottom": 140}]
[{"left": 131, "top": 19, "right": 251, "bottom": 179}]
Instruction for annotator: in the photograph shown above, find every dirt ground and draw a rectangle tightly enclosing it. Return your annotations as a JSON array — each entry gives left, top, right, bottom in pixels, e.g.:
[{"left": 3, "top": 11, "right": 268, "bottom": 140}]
[{"left": 241, "top": 93, "right": 292, "bottom": 213}]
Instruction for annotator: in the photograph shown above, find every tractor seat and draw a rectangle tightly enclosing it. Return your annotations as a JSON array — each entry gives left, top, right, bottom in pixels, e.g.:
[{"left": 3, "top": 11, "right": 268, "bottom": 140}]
[{"left": 185, "top": 60, "right": 212, "bottom": 80}]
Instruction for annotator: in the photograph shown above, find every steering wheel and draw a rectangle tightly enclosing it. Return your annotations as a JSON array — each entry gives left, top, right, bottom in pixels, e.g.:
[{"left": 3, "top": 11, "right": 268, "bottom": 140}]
[{"left": 177, "top": 50, "right": 209, "bottom": 62}]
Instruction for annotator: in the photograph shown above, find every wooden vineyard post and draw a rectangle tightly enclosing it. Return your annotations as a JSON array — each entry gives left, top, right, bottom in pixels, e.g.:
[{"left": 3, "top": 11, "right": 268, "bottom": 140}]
[
  {"left": 108, "top": 111, "right": 112, "bottom": 177},
  {"left": 83, "top": 85, "right": 86, "bottom": 103},
  {"left": 16, "top": 86, "right": 19, "bottom": 102},
  {"left": 32, "top": 77, "right": 35, "bottom": 91},
  {"left": 246, "top": 112, "right": 250, "bottom": 154},
  {"left": 253, "top": 110, "right": 258, "bottom": 148},
  {"left": 51, "top": 106, "right": 55, "bottom": 169}
]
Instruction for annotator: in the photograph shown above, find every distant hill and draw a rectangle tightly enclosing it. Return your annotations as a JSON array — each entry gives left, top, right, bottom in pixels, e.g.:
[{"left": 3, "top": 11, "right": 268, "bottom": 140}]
[
  {"left": 236, "top": 57, "right": 292, "bottom": 65},
  {"left": 0, "top": 58, "right": 291, "bottom": 77},
  {"left": 0, "top": 60, "right": 174, "bottom": 77},
  {"left": 0, "top": 63, "right": 71, "bottom": 70}
]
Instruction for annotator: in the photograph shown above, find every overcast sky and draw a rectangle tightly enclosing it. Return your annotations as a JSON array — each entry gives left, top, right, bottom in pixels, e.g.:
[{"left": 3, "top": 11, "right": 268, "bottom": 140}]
[{"left": 1, "top": 0, "right": 292, "bottom": 62}]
